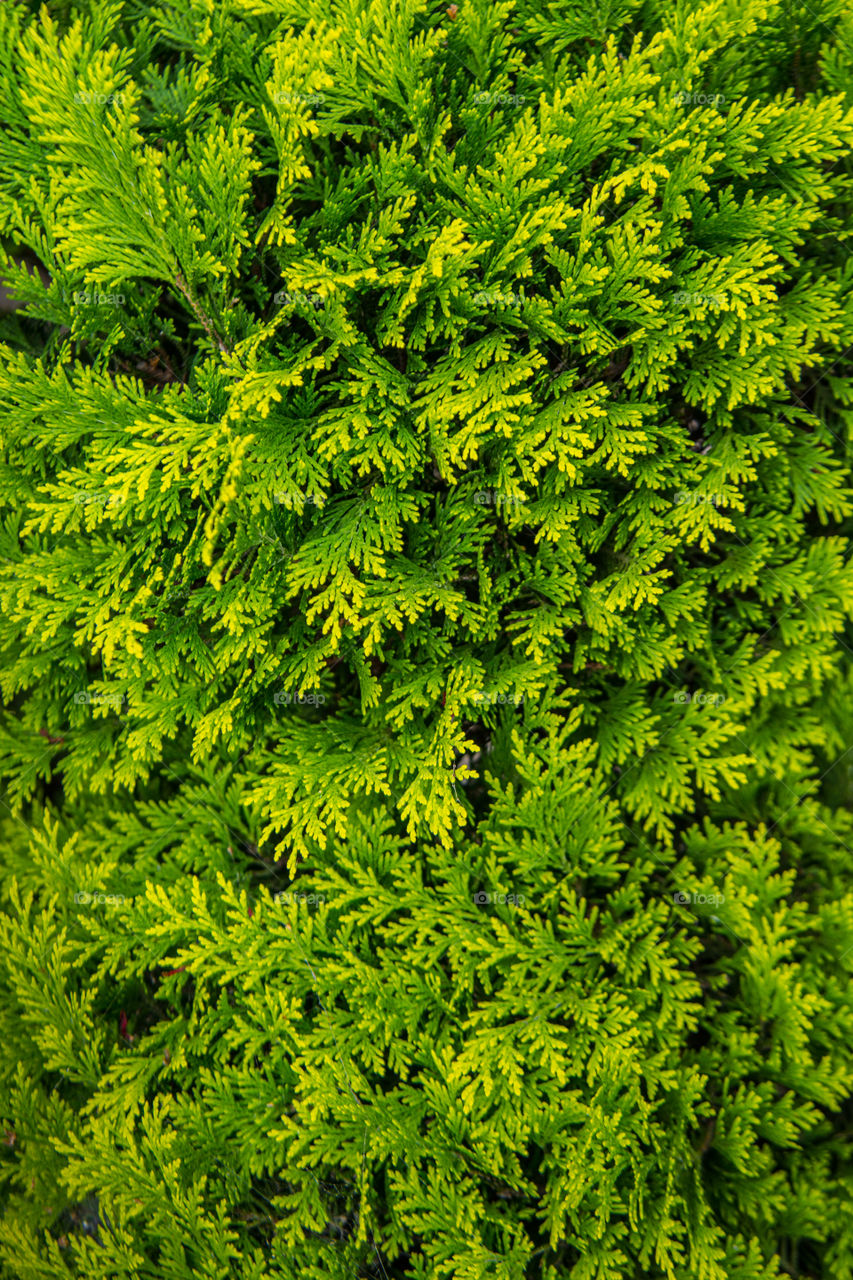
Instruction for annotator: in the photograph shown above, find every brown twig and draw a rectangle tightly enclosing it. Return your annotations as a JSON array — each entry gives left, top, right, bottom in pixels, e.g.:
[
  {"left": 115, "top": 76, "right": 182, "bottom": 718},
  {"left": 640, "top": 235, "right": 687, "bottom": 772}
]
[{"left": 174, "top": 272, "right": 230, "bottom": 355}]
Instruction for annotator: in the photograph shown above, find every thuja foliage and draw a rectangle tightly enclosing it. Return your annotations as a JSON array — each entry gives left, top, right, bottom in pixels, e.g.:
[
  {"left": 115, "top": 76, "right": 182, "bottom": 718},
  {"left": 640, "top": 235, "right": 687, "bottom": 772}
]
[{"left": 0, "top": 0, "right": 852, "bottom": 1275}]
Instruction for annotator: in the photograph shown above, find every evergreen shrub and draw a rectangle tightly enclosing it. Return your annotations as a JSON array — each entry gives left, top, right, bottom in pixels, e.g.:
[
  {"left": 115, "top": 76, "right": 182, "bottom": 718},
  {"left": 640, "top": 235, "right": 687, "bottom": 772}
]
[{"left": 0, "top": 0, "right": 852, "bottom": 1276}]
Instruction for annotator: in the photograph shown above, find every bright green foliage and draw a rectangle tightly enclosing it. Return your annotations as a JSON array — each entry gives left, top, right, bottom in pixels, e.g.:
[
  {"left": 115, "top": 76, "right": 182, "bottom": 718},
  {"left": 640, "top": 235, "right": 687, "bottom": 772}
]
[{"left": 0, "top": 0, "right": 852, "bottom": 1276}]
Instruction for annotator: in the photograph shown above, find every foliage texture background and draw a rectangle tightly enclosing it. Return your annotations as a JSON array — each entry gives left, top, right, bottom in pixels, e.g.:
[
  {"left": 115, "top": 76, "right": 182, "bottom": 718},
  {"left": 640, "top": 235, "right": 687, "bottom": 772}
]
[{"left": 0, "top": 0, "right": 852, "bottom": 1276}]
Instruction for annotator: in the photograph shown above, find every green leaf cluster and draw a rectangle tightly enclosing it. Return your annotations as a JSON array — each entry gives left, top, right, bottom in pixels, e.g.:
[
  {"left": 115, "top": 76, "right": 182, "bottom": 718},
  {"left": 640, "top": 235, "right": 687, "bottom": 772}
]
[{"left": 0, "top": 0, "right": 852, "bottom": 1276}]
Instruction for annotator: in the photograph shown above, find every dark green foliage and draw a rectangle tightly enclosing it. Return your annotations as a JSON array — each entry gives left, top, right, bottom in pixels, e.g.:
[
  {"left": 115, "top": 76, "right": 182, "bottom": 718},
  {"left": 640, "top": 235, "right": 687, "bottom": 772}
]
[{"left": 0, "top": 0, "right": 852, "bottom": 1276}]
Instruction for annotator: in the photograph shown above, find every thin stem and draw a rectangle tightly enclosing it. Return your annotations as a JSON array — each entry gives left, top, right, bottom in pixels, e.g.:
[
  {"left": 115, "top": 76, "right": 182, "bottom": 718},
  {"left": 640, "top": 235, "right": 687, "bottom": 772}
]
[{"left": 174, "top": 271, "right": 230, "bottom": 356}]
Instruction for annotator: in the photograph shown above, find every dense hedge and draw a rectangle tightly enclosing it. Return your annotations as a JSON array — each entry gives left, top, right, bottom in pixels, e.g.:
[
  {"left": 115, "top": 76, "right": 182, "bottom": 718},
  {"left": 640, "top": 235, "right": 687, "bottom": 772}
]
[{"left": 1, "top": 0, "right": 852, "bottom": 1277}]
